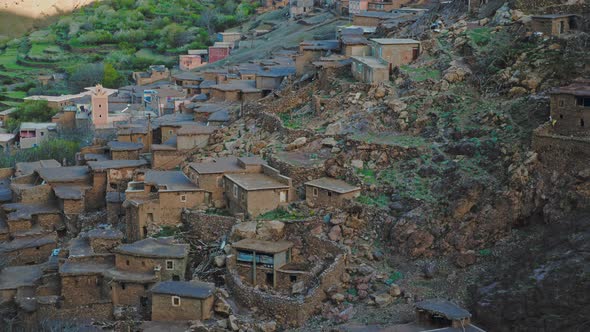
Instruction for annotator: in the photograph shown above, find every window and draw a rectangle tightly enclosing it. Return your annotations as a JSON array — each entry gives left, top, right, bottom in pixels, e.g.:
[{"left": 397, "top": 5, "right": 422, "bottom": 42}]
[
  {"left": 35, "top": 246, "right": 40, "bottom": 250},
  {"left": 126, "top": 260, "right": 130, "bottom": 266},
  {"left": 172, "top": 296, "right": 181, "bottom": 306},
  {"left": 559, "top": 100, "right": 565, "bottom": 107},
  {"left": 266, "top": 273, "right": 274, "bottom": 285},
  {"left": 560, "top": 114, "right": 564, "bottom": 119},
  {"left": 233, "top": 184, "right": 238, "bottom": 198},
  {"left": 217, "top": 177, "right": 224, "bottom": 188},
  {"left": 577, "top": 97, "right": 590, "bottom": 107},
  {"left": 40, "top": 132, "right": 45, "bottom": 136},
  {"left": 166, "top": 260, "right": 174, "bottom": 270},
  {"left": 121, "top": 283, "right": 126, "bottom": 290},
  {"left": 173, "top": 275, "right": 180, "bottom": 281},
  {"left": 138, "top": 137, "right": 143, "bottom": 143},
  {"left": 290, "top": 275, "right": 297, "bottom": 282},
  {"left": 582, "top": 119, "right": 585, "bottom": 127},
  {"left": 327, "top": 191, "right": 332, "bottom": 197},
  {"left": 142, "top": 261, "right": 145, "bottom": 266},
  {"left": 143, "top": 284, "right": 149, "bottom": 290},
  {"left": 169, "top": 130, "right": 173, "bottom": 135},
  {"left": 279, "top": 191, "right": 287, "bottom": 203},
  {"left": 180, "top": 195, "right": 187, "bottom": 202},
  {"left": 313, "top": 187, "right": 318, "bottom": 197}
]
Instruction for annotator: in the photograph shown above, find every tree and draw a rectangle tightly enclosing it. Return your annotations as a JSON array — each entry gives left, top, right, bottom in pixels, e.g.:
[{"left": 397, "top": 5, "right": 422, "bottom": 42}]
[
  {"left": 103, "top": 63, "right": 122, "bottom": 88},
  {"left": 68, "top": 63, "right": 104, "bottom": 92},
  {"left": 5, "top": 100, "right": 56, "bottom": 132}
]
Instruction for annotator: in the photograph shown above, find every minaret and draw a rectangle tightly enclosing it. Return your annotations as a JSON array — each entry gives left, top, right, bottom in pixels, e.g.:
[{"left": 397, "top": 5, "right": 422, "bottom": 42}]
[{"left": 91, "top": 84, "right": 109, "bottom": 127}]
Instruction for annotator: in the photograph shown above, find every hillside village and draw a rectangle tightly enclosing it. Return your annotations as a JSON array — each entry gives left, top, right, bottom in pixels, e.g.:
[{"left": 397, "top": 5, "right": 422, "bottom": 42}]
[{"left": 0, "top": 0, "right": 589, "bottom": 331}]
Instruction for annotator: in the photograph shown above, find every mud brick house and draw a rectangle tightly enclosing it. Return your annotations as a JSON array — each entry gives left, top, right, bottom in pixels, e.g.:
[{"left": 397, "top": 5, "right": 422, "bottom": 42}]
[
  {"left": 160, "top": 121, "right": 198, "bottom": 143},
  {"left": 530, "top": 14, "right": 577, "bottom": 36},
  {"left": 0, "top": 107, "right": 17, "bottom": 127},
  {"left": 351, "top": 56, "right": 389, "bottom": 83},
  {"left": 0, "top": 133, "right": 15, "bottom": 152},
  {"left": 87, "top": 228, "right": 124, "bottom": 253},
  {"left": 296, "top": 40, "right": 341, "bottom": 75},
  {"left": 371, "top": 38, "right": 421, "bottom": 69},
  {"left": 191, "top": 103, "right": 235, "bottom": 123},
  {"left": 209, "top": 80, "right": 263, "bottom": 102},
  {"left": 132, "top": 65, "right": 171, "bottom": 86},
  {"left": 336, "top": 0, "right": 350, "bottom": 15},
  {"left": 172, "top": 72, "right": 204, "bottom": 94},
  {"left": 349, "top": 0, "right": 368, "bottom": 14},
  {"left": 255, "top": 67, "right": 296, "bottom": 92},
  {"left": 51, "top": 106, "right": 78, "bottom": 130},
  {"left": 187, "top": 156, "right": 267, "bottom": 208},
  {"left": 35, "top": 166, "right": 92, "bottom": 213},
  {"left": 107, "top": 141, "right": 143, "bottom": 160},
  {"left": 367, "top": 0, "right": 405, "bottom": 12},
  {"left": 150, "top": 281, "right": 215, "bottom": 321},
  {"left": 124, "top": 171, "right": 210, "bottom": 240},
  {"left": 352, "top": 11, "right": 402, "bottom": 26},
  {"left": 0, "top": 263, "right": 47, "bottom": 309},
  {"left": 0, "top": 232, "right": 57, "bottom": 266},
  {"left": 179, "top": 54, "right": 205, "bottom": 71},
  {"left": 18, "top": 122, "right": 57, "bottom": 149},
  {"left": 87, "top": 159, "right": 149, "bottom": 209},
  {"left": 14, "top": 159, "right": 61, "bottom": 178},
  {"left": 305, "top": 177, "right": 361, "bottom": 207},
  {"left": 176, "top": 125, "right": 217, "bottom": 150},
  {"left": 224, "top": 165, "right": 293, "bottom": 217},
  {"left": 341, "top": 34, "right": 370, "bottom": 57},
  {"left": 117, "top": 125, "right": 152, "bottom": 153},
  {"left": 208, "top": 45, "right": 231, "bottom": 63},
  {"left": 548, "top": 80, "right": 590, "bottom": 136},
  {"left": 290, "top": 0, "right": 314, "bottom": 18},
  {"left": 218, "top": 32, "right": 242, "bottom": 47},
  {"left": 415, "top": 299, "right": 475, "bottom": 330},
  {"left": 232, "top": 239, "right": 294, "bottom": 288}
]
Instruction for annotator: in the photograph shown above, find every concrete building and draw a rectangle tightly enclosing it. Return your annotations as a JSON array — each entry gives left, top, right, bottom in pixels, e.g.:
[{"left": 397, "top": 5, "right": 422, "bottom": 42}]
[
  {"left": 150, "top": 281, "right": 215, "bottom": 321},
  {"left": 0, "top": 108, "right": 17, "bottom": 127},
  {"left": 341, "top": 35, "right": 371, "bottom": 57},
  {"left": 0, "top": 133, "right": 15, "bottom": 152},
  {"left": 179, "top": 54, "right": 205, "bottom": 71},
  {"left": 371, "top": 38, "right": 421, "bottom": 69},
  {"left": 18, "top": 122, "right": 56, "bottom": 149},
  {"left": 305, "top": 177, "right": 361, "bottom": 207},
  {"left": 530, "top": 14, "right": 577, "bottom": 36},
  {"left": 290, "top": 0, "right": 314, "bottom": 17},
  {"left": 208, "top": 46, "right": 231, "bottom": 63},
  {"left": 231, "top": 238, "right": 293, "bottom": 288},
  {"left": 351, "top": 56, "right": 389, "bottom": 83}
]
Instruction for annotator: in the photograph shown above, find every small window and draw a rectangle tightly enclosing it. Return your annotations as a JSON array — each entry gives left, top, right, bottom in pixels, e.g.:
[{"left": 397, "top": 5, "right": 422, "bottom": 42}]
[
  {"left": 327, "top": 191, "right": 332, "bottom": 197},
  {"left": 313, "top": 187, "right": 318, "bottom": 197},
  {"left": 166, "top": 260, "right": 174, "bottom": 270},
  {"left": 279, "top": 191, "right": 287, "bottom": 203},
  {"left": 121, "top": 283, "right": 126, "bottom": 290},
  {"left": 35, "top": 246, "right": 40, "bottom": 250},
  {"left": 169, "top": 130, "right": 173, "bottom": 135},
  {"left": 142, "top": 261, "right": 145, "bottom": 266},
  {"left": 126, "top": 260, "right": 130, "bottom": 266},
  {"left": 143, "top": 284, "right": 149, "bottom": 290},
  {"left": 138, "top": 137, "right": 143, "bottom": 143},
  {"left": 582, "top": 119, "right": 585, "bottom": 127},
  {"left": 180, "top": 195, "right": 187, "bottom": 202},
  {"left": 40, "top": 132, "right": 45, "bottom": 136},
  {"left": 173, "top": 275, "right": 180, "bottom": 281},
  {"left": 172, "top": 296, "right": 181, "bottom": 306},
  {"left": 559, "top": 100, "right": 565, "bottom": 107},
  {"left": 233, "top": 184, "right": 238, "bottom": 198},
  {"left": 560, "top": 114, "right": 564, "bottom": 119},
  {"left": 290, "top": 275, "right": 297, "bottom": 282}
]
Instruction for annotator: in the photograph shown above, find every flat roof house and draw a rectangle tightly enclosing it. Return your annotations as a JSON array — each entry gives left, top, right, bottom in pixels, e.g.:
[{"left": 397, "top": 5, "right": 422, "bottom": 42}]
[
  {"left": 150, "top": 281, "right": 215, "bottom": 321},
  {"left": 107, "top": 141, "right": 144, "bottom": 160},
  {"left": 530, "top": 14, "right": 577, "bottom": 36},
  {"left": 224, "top": 164, "right": 293, "bottom": 218},
  {"left": 132, "top": 65, "right": 170, "bottom": 86},
  {"left": 179, "top": 54, "right": 205, "bottom": 71},
  {"left": 371, "top": 38, "right": 421, "bottom": 69},
  {"left": 305, "top": 177, "right": 361, "bottom": 208},
  {"left": 296, "top": 40, "right": 341, "bottom": 75},
  {"left": 19, "top": 122, "right": 57, "bottom": 149},
  {"left": 548, "top": 80, "right": 590, "bottom": 136},
  {"left": 351, "top": 56, "right": 389, "bottom": 83},
  {"left": 232, "top": 238, "right": 293, "bottom": 288}
]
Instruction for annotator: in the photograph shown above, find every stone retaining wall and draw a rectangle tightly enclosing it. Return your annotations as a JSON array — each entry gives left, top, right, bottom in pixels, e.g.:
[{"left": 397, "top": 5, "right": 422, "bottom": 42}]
[{"left": 182, "top": 210, "right": 239, "bottom": 243}]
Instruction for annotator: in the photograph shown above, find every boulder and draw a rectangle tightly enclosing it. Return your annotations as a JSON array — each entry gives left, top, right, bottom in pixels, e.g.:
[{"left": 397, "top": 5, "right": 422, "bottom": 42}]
[
  {"left": 387, "top": 99, "right": 407, "bottom": 113},
  {"left": 331, "top": 293, "right": 346, "bottom": 303},
  {"left": 231, "top": 221, "right": 257, "bottom": 241},
  {"left": 214, "top": 297, "right": 232, "bottom": 316},
  {"left": 455, "top": 251, "right": 477, "bottom": 268},
  {"left": 256, "top": 220, "right": 285, "bottom": 241},
  {"left": 321, "top": 137, "right": 338, "bottom": 147},
  {"left": 189, "top": 321, "right": 208, "bottom": 332},
  {"left": 509, "top": 86, "right": 527, "bottom": 97},
  {"left": 214, "top": 255, "right": 226, "bottom": 268},
  {"left": 285, "top": 137, "right": 307, "bottom": 151},
  {"left": 389, "top": 284, "right": 402, "bottom": 297},
  {"left": 292, "top": 281, "right": 305, "bottom": 295},
  {"left": 328, "top": 225, "right": 342, "bottom": 241},
  {"left": 228, "top": 315, "right": 239, "bottom": 331},
  {"left": 325, "top": 121, "right": 343, "bottom": 135},
  {"left": 257, "top": 321, "right": 277, "bottom": 332},
  {"left": 351, "top": 160, "right": 364, "bottom": 169},
  {"left": 374, "top": 293, "right": 394, "bottom": 306}
]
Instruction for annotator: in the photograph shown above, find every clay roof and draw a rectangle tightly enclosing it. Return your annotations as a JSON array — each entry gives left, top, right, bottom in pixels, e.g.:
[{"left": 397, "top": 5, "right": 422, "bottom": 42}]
[
  {"left": 189, "top": 156, "right": 265, "bottom": 174},
  {"left": 0, "top": 233, "right": 56, "bottom": 252},
  {"left": 0, "top": 133, "right": 15, "bottom": 142},
  {"left": 210, "top": 80, "right": 260, "bottom": 93},
  {"left": 87, "top": 159, "right": 148, "bottom": 171},
  {"left": 224, "top": 173, "right": 289, "bottom": 191},
  {"left": 177, "top": 125, "right": 217, "bottom": 136},
  {"left": 37, "top": 166, "right": 89, "bottom": 183},
  {"left": 3, "top": 203, "right": 61, "bottom": 222},
  {"left": 87, "top": 228, "right": 124, "bottom": 240},
  {"left": 115, "top": 237, "right": 189, "bottom": 258},
  {"left": 0, "top": 264, "right": 45, "bottom": 290},
  {"left": 144, "top": 171, "right": 198, "bottom": 191},
  {"left": 151, "top": 281, "right": 215, "bottom": 299},
  {"left": 208, "top": 109, "right": 230, "bottom": 122},
  {"left": 19, "top": 122, "right": 56, "bottom": 130},
  {"left": 151, "top": 143, "right": 177, "bottom": 151},
  {"left": 107, "top": 141, "right": 144, "bottom": 151},
  {"left": 300, "top": 40, "right": 340, "bottom": 51},
  {"left": 53, "top": 184, "right": 91, "bottom": 200},
  {"left": 351, "top": 56, "right": 388, "bottom": 69},
  {"left": 232, "top": 238, "right": 293, "bottom": 254},
  {"left": 59, "top": 261, "right": 114, "bottom": 276},
  {"left": 305, "top": 177, "right": 361, "bottom": 193},
  {"left": 341, "top": 35, "right": 369, "bottom": 45},
  {"left": 550, "top": 80, "right": 590, "bottom": 97},
  {"left": 531, "top": 14, "right": 576, "bottom": 19},
  {"left": 414, "top": 299, "right": 472, "bottom": 320},
  {"left": 104, "top": 269, "right": 158, "bottom": 283},
  {"left": 118, "top": 127, "right": 148, "bottom": 135},
  {"left": 371, "top": 38, "right": 420, "bottom": 45},
  {"left": 15, "top": 159, "right": 61, "bottom": 177}
]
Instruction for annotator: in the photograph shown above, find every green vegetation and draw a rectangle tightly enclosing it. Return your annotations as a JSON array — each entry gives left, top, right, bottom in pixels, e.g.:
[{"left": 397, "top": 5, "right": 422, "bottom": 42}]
[
  {"left": 356, "top": 194, "right": 390, "bottom": 208},
  {"left": 0, "top": 138, "right": 80, "bottom": 168},
  {"left": 279, "top": 112, "right": 306, "bottom": 130},
  {"left": 356, "top": 167, "right": 377, "bottom": 185},
  {"left": 400, "top": 65, "right": 441, "bottom": 82},
  {"left": 257, "top": 207, "right": 307, "bottom": 221},
  {"left": 151, "top": 226, "right": 181, "bottom": 238},
  {"left": 385, "top": 271, "right": 403, "bottom": 285},
  {"left": 5, "top": 100, "right": 56, "bottom": 132}
]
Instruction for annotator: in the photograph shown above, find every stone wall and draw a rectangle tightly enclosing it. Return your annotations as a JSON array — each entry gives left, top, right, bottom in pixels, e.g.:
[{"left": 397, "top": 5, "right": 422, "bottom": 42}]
[
  {"left": 532, "top": 124, "right": 590, "bottom": 173},
  {"left": 152, "top": 150, "right": 186, "bottom": 170},
  {"left": 0, "top": 167, "right": 14, "bottom": 179},
  {"left": 266, "top": 153, "right": 326, "bottom": 193},
  {"left": 225, "top": 233, "right": 347, "bottom": 327},
  {"left": 36, "top": 301, "right": 113, "bottom": 322},
  {"left": 182, "top": 210, "right": 238, "bottom": 243}
]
